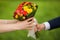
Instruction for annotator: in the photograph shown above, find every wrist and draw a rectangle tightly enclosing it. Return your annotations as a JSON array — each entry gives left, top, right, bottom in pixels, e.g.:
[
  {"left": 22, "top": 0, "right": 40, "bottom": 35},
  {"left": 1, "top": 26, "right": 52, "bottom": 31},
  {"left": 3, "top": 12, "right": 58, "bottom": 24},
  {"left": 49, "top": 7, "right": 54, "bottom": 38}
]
[
  {"left": 37, "top": 24, "right": 45, "bottom": 31},
  {"left": 42, "top": 24, "right": 45, "bottom": 30},
  {"left": 40, "top": 24, "right": 45, "bottom": 30},
  {"left": 39, "top": 24, "right": 45, "bottom": 31},
  {"left": 12, "top": 23, "right": 20, "bottom": 30}
]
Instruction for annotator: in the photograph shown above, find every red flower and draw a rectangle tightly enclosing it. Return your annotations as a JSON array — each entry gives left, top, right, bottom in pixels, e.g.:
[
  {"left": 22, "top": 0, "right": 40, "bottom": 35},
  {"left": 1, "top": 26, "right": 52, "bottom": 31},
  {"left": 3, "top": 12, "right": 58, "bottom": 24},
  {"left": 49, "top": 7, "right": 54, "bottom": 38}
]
[
  {"left": 15, "top": 10, "right": 21, "bottom": 16},
  {"left": 15, "top": 10, "right": 20, "bottom": 14},
  {"left": 17, "top": 5, "right": 22, "bottom": 10},
  {"left": 18, "top": 2, "right": 26, "bottom": 8},
  {"left": 21, "top": 10, "right": 27, "bottom": 15},
  {"left": 13, "top": 12, "right": 17, "bottom": 18},
  {"left": 14, "top": 12, "right": 17, "bottom": 16},
  {"left": 23, "top": 11, "right": 27, "bottom": 16},
  {"left": 20, "top": 10, "right": 23, "bottom": 14}
]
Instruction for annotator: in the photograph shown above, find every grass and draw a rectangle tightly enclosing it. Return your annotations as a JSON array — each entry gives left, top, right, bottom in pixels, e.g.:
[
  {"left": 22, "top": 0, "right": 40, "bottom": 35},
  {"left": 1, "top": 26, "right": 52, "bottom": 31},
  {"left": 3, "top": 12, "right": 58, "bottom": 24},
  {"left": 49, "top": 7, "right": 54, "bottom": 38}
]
[{"left": 0, "top": 0, "right": 60, "bottom": 40}]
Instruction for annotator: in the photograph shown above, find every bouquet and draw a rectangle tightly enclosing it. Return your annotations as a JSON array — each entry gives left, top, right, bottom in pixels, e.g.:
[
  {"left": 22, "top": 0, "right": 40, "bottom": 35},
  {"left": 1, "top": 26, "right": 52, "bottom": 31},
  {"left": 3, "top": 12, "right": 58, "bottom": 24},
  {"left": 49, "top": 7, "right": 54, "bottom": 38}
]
[
  {"left": 13, "top": 2, "right": 38, "bottom": 39},
  {"left": 13, "top": 2, "right": 38, "bottom": 21}
]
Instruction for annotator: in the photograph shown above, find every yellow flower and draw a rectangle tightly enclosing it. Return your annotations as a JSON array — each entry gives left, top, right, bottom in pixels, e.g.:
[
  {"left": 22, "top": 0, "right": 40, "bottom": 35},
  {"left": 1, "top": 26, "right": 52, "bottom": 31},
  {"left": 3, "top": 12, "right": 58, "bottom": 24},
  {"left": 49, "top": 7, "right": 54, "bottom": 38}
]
[
  {"left": 27, "top": 8, "right": 33, "bottom": 13},
  {"left": 15, "top": 14, "right": 18, "bottom": 18},
  {"left": 23, "top": 6, "right": 29, "bottom": 10},
  {"left": 23, "top": 6, "right": 33, "bottom": 13},
  {"left": 31, "top": 3, "right": 37, "bottom": 10},
  {"left": 34, "top": 7, "right": 36, "bottom": 10},
  {"left": 23, "top": 16, "right": 25, "bottom": 19},
  {"left": 34, "top": 4, "right": 36, "bottom": 7}
]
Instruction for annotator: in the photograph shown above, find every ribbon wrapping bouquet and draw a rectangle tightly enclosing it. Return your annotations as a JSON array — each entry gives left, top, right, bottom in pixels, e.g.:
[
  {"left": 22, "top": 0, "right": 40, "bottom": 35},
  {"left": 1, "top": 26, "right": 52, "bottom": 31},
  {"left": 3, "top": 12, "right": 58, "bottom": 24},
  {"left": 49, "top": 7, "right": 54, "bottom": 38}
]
[{"left": 13, "top": 2, "right": 38, "bottom": 39}]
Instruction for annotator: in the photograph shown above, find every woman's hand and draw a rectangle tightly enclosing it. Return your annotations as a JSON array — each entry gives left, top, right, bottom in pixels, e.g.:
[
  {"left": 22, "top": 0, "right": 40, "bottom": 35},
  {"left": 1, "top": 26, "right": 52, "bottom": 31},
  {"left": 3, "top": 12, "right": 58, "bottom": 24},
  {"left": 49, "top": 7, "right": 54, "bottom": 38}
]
[
  {"left": 16, "top": 17, "right": 34, "bottom": 30},
  {"left": 0, "top": 17, "right": 34, "bottom": 33}
]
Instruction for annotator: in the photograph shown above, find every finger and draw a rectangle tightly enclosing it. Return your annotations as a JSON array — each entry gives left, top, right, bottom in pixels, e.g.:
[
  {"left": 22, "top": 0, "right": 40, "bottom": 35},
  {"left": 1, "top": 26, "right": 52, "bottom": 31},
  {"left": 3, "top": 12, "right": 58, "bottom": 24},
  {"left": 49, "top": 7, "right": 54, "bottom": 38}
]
[
  {"left": 27, "top": 24, "right": 35, "bottom": 28},
  {"left": 34, "top": 27, "right": 38, "bottom": 32},
  {"left": 37, "top": 26, "right": 43, "bottom": 31},
  {"left": 26, "top": 17, "right": 33, "bottom": 22},
  {"left": 28, "top": 20, "right": 34, "bottom": 25},
  {"left": 36, "top": 24, "right": 41, "bottom": 31},
  {"left": 36, "top": 24, "right": 40, "bottom": 29},
  {"left": 23, "top": 24, "right": 33, "bottom": 29}
]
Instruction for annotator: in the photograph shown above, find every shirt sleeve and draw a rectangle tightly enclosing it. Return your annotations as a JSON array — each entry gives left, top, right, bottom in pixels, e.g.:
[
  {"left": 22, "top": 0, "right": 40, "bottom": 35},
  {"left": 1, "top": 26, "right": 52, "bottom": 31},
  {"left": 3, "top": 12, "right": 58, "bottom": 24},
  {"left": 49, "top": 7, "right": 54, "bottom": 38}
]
[{"left": 43, "top": 22, "right": 50, "bottom": 30}]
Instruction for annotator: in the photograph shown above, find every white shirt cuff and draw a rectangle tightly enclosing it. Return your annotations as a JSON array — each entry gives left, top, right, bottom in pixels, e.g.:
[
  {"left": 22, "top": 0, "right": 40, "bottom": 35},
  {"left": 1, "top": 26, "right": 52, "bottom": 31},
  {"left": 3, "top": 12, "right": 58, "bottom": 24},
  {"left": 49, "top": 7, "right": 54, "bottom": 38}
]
[{"left": 43, "top": 22, "right": 50, "bottom": 30}]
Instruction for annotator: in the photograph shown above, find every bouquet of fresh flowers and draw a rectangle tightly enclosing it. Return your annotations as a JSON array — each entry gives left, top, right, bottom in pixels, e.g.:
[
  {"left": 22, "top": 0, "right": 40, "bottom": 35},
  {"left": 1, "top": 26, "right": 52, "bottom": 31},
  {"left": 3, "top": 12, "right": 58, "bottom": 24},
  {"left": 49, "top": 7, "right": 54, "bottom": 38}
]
[
  {"left": 13, "top": 2, "right": 38, "bottom": 39},
  {"left": 13, "top": 2, "right": 38, "bottom": 21}
]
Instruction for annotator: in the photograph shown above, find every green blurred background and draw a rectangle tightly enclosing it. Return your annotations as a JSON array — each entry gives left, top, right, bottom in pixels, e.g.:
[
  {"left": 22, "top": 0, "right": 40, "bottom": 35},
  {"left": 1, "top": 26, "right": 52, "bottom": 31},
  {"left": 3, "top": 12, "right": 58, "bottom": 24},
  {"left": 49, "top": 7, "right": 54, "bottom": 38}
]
[{"left": 0, "top": 0, "right": 60, "bottom": 40}]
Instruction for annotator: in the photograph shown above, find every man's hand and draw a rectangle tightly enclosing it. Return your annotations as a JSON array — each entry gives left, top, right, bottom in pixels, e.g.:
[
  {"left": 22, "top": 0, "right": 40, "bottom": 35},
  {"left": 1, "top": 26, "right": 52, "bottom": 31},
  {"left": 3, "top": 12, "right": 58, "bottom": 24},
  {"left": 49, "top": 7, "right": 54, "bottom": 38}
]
[
  {"left": 28, "top": 23, "right": 45, "bottom": 32},
  {"left": 36, "top": 24, "right": 45, "bottom": 31}
]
